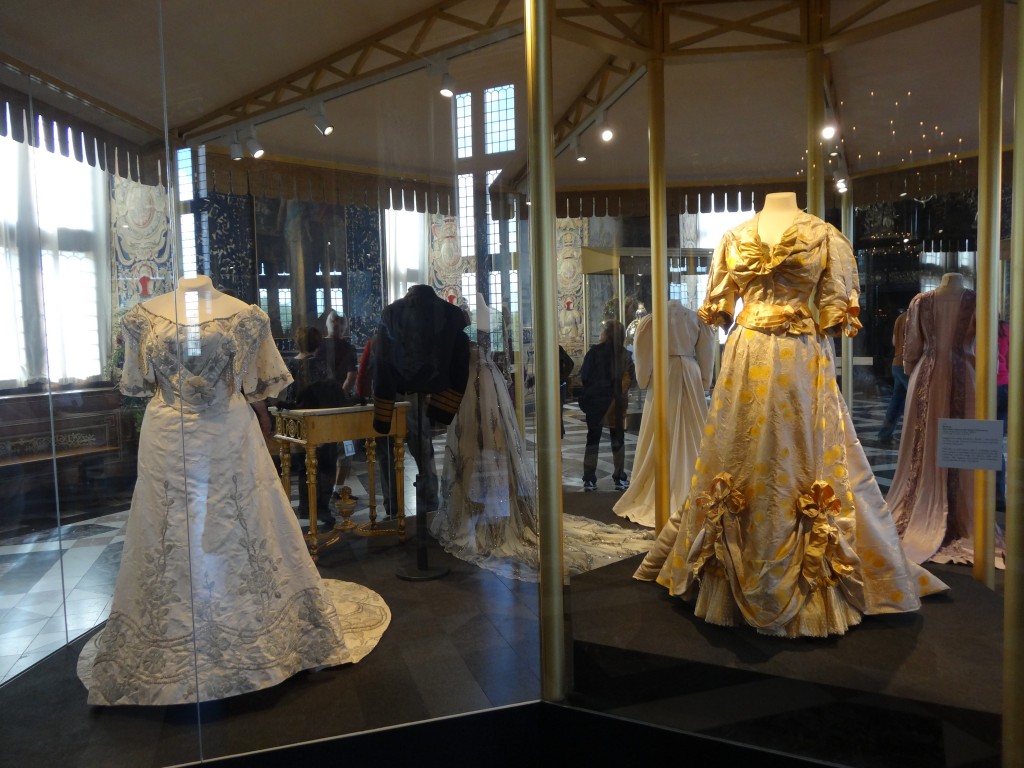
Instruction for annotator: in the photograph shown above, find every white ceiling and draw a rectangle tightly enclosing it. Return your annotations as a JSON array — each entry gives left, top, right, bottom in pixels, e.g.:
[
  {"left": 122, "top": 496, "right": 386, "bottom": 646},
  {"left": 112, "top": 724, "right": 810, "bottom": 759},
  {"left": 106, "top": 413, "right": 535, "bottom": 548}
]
[{"left": 0, "top": 0, "right": 1017, "bottom": 197}]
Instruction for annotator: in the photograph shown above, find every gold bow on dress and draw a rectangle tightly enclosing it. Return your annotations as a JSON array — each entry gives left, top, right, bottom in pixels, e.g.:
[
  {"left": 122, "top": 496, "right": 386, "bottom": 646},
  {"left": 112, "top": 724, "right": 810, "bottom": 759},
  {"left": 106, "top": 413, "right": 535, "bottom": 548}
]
[
  {"left": 690, "top": 473, "right": 746, "bottom": 577},
  {"left": 697, "top": 299, "right": 730, "bottom": 328},
  {"left": 819, "top": 303, "right": 863, "bottom": 338},
  {"left": 738, "top": 228, "right": 799, "bottom": 275},
  {"left": 841, "top": 308, "right": 864, "bottom": 337},
  {"left": 797, "top": 481, "right": 855, "bottom": 587},
  {"left": 737, "top": 302, "right": 816, "bottom": 336}
]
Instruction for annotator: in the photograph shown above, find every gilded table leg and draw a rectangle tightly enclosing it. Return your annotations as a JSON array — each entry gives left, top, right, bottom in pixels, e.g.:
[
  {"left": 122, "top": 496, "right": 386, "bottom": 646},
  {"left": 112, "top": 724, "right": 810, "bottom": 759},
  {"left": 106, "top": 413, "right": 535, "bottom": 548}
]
[
  {"left": 306, "top": 445, "right": 319, "bottom": 563},
  {"left": 394, "top": 437, "right": 406, "bottom": 540},
  {"left": 365, "top": 437, "right": 377, "bottom": 527},
  {"left": 280, "top": 443, "right": 291, "bottom": 497}
]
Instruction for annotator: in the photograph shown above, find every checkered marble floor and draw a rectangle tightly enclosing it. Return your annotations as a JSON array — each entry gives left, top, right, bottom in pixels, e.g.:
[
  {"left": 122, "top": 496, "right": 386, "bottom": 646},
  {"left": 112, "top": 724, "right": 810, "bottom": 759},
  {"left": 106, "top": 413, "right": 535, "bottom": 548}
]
[
  {"left": 557, "top": 395, "right": 902, "bottom": 493},
  {"left": 0, "top": 391, "right": 901, "bottom": 685}
]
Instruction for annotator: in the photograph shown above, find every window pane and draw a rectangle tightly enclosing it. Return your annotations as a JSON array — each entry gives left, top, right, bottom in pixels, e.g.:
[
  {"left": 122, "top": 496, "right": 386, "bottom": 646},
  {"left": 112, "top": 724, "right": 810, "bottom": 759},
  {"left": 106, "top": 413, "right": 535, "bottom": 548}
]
[
  {"left": 0, "top": 250, "right": 25, "bottom": 383},
  {"left": 484, "top": 84, "right": 515, "bottom": 154},
  {"left": 456, "top": 92, "right": 472, "bottom": 159},
  {"left": 278, "top": 288, "right": 293, "bottom": 335},
  {"left": 486, "top": 170, "right": 500, "bottom": 256},
  {"left": 42, "top": 249, "right": 101, "bottom": 381},
  {"left": 458, "top": 173, "right": 474, "bottom": 259}
]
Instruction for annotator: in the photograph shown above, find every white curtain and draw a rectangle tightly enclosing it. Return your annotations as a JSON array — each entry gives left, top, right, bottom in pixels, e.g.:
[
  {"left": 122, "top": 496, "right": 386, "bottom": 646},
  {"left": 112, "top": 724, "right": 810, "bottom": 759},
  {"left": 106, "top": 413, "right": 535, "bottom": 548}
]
[
  {"left": 384, "top": 207, "right": 429, "bottom": 305},
  {"left": 0, "top": 130, "right": 110, "bottom": 388}
]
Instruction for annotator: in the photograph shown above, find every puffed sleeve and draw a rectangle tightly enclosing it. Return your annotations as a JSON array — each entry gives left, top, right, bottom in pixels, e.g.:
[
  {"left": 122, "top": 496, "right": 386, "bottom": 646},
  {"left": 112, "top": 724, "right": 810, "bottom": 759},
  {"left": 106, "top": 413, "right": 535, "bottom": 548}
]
[
  {"left": 234, "top": 306, "right": 292, "bottom": 402},
  {"left": 816, "top": 224, "right": 863, "bottom": 337},
  {"left": 118, "top": 306, "right": 155, "bottom": 397},
  {"left": 902, "top": 293, "right": 925, "bottom": 374},
  {"left": 698, "top": 232, "right": 738, "bottom": 328},
  {"left": 695, "top": 319, "right": 716, "bottom": 389},
  {"left": 633, "top": 314, "right": 654, "bottom": 389}
]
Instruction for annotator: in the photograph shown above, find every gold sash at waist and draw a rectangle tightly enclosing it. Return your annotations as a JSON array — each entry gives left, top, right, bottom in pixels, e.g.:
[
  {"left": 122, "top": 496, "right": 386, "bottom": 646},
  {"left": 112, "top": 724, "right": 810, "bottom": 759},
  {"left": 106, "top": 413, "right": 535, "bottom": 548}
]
[{"left": 736, "top": 302, "right": 817, "bottom": 336}]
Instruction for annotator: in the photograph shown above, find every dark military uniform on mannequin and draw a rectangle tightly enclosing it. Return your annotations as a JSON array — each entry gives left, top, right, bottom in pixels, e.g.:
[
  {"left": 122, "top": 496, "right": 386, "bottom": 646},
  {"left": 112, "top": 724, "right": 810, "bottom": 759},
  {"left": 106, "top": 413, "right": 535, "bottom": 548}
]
[{"left": 373, "top": 284, "right": 471, "bottom": 513}]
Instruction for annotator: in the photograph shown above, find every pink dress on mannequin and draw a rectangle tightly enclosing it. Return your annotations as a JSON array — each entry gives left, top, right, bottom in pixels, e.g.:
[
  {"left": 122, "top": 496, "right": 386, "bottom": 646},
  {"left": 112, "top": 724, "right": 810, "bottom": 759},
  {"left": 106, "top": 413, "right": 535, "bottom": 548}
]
[{"left": 885, "top": 281, "right": 1001, "bottom": 565}]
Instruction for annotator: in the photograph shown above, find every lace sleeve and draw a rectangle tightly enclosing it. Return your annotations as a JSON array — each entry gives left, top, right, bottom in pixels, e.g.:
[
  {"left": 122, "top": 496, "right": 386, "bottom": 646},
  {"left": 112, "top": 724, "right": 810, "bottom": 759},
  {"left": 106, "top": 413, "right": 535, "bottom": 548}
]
[
  {"left": 118, "top": 306, "right": 154, "bottom": 397},
  {"left": 235, "top": 306, "right": 292, "bottom": 402}
]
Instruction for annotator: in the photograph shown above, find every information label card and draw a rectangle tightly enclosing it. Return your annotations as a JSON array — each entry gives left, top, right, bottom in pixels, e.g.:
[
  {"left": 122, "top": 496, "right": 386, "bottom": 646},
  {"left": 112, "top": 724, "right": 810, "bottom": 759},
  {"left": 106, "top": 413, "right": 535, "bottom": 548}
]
[{"left": 936, "top": 418, "right": 1004, "bottom": 470}]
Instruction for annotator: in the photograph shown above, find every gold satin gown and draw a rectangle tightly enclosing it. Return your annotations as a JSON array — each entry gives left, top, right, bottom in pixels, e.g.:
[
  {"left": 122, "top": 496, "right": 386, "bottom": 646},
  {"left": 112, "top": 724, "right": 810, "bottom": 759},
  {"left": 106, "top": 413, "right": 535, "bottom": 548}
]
[{"left": 634, "top": 212, "right": 949, "bottom": 638}]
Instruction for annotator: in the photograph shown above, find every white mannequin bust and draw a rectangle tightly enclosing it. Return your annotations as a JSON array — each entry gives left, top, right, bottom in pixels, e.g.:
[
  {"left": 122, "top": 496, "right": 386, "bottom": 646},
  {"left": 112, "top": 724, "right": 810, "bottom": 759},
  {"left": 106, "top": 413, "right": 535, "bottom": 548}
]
[
  {"left": 935, "top": 272, "right": 965, "bottom": 296},
  {"left": 142, "top": 274, "right": 248, "bottom": 322},
  {"left": 757, "top": 192, "right": 801, "bottom": 246}
]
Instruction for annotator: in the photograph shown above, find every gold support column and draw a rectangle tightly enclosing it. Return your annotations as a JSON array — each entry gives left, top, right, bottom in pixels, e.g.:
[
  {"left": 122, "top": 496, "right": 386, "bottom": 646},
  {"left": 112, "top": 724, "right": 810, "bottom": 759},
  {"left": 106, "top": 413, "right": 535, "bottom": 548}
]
[
  {"left": 975, "top": 0, "right": 1002, "bottom": 587},
  {"left": 806, "top": 45, "right": 826, "bottom": 218},
  {"left": 649, "top": 6, "right": 670, "bottom": 533},
  {"left": 1003, "top": 5, "right": 1024, "bottom": 761},
  {"left": 525, "top": 0, "right": 566, "bottom": 702},
  {"left": 841, "top": 191, "right": 854, "bottom": 406}
]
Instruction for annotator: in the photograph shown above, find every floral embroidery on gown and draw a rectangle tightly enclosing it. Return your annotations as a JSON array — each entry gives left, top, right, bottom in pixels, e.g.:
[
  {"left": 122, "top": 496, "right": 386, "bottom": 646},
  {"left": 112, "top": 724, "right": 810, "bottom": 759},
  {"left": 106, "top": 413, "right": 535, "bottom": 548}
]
[
  {"left": 613, "top": 301, "right": 715, "bottom": 528},
  {"left": 885, "top": 288, "right": 1005, "bottom": 566},
  {"left": 77, "top": 303, "right": 356, "bottom": 705},
  {"left": 432, "top": 337, "right": 653, "bottom": 582},
  {"left": 634, "top": 212, "right": 949, "bottom": 638}
]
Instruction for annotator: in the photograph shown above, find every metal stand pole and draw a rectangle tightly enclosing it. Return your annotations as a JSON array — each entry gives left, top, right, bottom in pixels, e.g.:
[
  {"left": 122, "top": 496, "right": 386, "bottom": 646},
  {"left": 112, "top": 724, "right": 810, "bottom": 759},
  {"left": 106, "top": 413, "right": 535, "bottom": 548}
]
[{"left": 397, "top": 394, "right": 448, "bottom": 581}]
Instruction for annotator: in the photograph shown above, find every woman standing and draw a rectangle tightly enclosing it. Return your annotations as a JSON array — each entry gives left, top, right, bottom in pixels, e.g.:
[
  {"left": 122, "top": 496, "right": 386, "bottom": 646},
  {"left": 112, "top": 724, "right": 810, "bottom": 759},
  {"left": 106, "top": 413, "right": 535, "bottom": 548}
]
[{"left": 579, "top": 319, "right": 633, "bottom": 492}]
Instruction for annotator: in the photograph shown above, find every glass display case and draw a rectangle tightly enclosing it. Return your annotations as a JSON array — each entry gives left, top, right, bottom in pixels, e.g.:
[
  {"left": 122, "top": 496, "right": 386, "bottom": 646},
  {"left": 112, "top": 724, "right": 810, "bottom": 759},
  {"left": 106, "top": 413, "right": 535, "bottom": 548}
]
[{"left": 0, "top": 1, "right": 1016, "bottom": 765}]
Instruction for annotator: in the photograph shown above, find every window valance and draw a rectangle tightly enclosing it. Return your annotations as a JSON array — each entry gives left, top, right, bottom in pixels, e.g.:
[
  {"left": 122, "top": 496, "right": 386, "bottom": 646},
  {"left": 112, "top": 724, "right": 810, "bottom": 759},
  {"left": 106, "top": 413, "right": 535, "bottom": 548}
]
[
  {"left": 203, "top": 152, "right": 457, "bottom": 213},
  {"left": 0, "top": 83, "right": 164, "bottom": 186}
]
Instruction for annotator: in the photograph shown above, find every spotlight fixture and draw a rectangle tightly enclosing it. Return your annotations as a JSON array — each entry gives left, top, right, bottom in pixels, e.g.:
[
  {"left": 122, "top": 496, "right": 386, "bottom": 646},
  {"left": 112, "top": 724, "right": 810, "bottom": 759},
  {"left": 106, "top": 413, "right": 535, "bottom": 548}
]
[
  {"left": 598, "top": 111, "right": 613, "bottom": 142},
  {"left": 306, "top": 102, "right": 334, "bottom": 136},
  {"left": 821, "top": 124, "right": 837, "bottom": 140},
  {"left": 439, "top": 71, "right": 454, "bottom": 98},
  {"left": 243, "top": 126, "right": 264, "bottom": 159},
  {"left": 228, "top": 130, "right": 243, "bottom": 161},
  {"left": 574, "top": 136, "right": 587, "bottom": 162}
]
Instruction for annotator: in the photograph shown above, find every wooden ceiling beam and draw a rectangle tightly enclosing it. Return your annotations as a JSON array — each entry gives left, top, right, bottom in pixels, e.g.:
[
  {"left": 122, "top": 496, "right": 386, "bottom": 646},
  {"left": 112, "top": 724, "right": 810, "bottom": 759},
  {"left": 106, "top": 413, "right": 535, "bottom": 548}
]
[
  {"left": 823, "top": 0, "right": 979, "bottom": 52},
  {"left": 177, "top": 0, "right": 522, "bottom": 140},
  {"left": 666, "top": 1, "right": 802, "bottom": 50}
]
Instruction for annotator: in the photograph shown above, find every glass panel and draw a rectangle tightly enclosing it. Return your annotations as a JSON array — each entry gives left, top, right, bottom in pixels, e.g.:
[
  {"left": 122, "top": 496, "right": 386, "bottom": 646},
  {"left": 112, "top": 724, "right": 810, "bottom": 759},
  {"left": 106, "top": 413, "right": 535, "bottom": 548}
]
[
  {"left": 161, "top": 8, "right": 537, "bottom": 762},
  {"left": 555, "top": 4, "right": 1006, "bottom": 765},
  {"left": 0, "top": 4, "right": 206, "bottom": 762},
  {"left": 0, "top": 2, "right": 1012, "bottom": 765}
]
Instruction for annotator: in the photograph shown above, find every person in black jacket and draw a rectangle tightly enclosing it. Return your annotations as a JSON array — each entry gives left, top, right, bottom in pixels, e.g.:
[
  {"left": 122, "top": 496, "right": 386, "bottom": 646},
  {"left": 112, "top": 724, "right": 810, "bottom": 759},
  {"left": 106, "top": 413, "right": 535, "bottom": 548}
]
[
  {"left": 276, "top": 326, "right": 347, "bottom": 532},
  {"left": 559, "top": 345, "right": 574, "bottom": 439},
  {"left": 372, "top": 284, "right": 471, "bottom": 512},
  {"left": 579, "top": 319, "right": 633, "bottom": 491}
]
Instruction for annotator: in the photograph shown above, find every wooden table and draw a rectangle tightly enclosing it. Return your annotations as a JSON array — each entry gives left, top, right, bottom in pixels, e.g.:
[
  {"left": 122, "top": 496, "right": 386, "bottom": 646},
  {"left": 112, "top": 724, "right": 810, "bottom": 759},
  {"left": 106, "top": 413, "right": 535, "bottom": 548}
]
[{"left": 273, "top": 402, "right": 408, "bottom": 561}]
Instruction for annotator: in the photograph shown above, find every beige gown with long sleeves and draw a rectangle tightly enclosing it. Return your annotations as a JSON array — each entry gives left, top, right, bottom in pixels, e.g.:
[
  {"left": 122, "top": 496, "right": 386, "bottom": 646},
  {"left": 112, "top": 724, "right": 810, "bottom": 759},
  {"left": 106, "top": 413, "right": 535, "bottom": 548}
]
[
  {"left": 613, "top": 301, "right": 715, "bottom": 528},
  {"left": 634, "top": 212, "right": 948, "bottom": 638}
]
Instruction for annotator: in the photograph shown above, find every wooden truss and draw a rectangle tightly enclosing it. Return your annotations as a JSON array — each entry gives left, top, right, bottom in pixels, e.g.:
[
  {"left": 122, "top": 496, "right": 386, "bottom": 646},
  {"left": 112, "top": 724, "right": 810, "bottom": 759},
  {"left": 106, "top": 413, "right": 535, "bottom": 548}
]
[{"left": 179, "top": 0, "right": 977, "bottom": 151}]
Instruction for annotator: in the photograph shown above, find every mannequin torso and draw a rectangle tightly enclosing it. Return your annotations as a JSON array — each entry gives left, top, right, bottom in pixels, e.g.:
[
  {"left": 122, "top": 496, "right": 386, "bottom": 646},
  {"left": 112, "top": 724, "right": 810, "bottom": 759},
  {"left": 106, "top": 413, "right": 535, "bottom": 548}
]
[
  {"left": 935, "top": 272, "right": 965, "bottom": 297},
  {"left": 757, "top": 192, "right": 801, "bottom": 246},
  {"left": 141, "top": 275, "right": 248, "bottom": 322}
]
